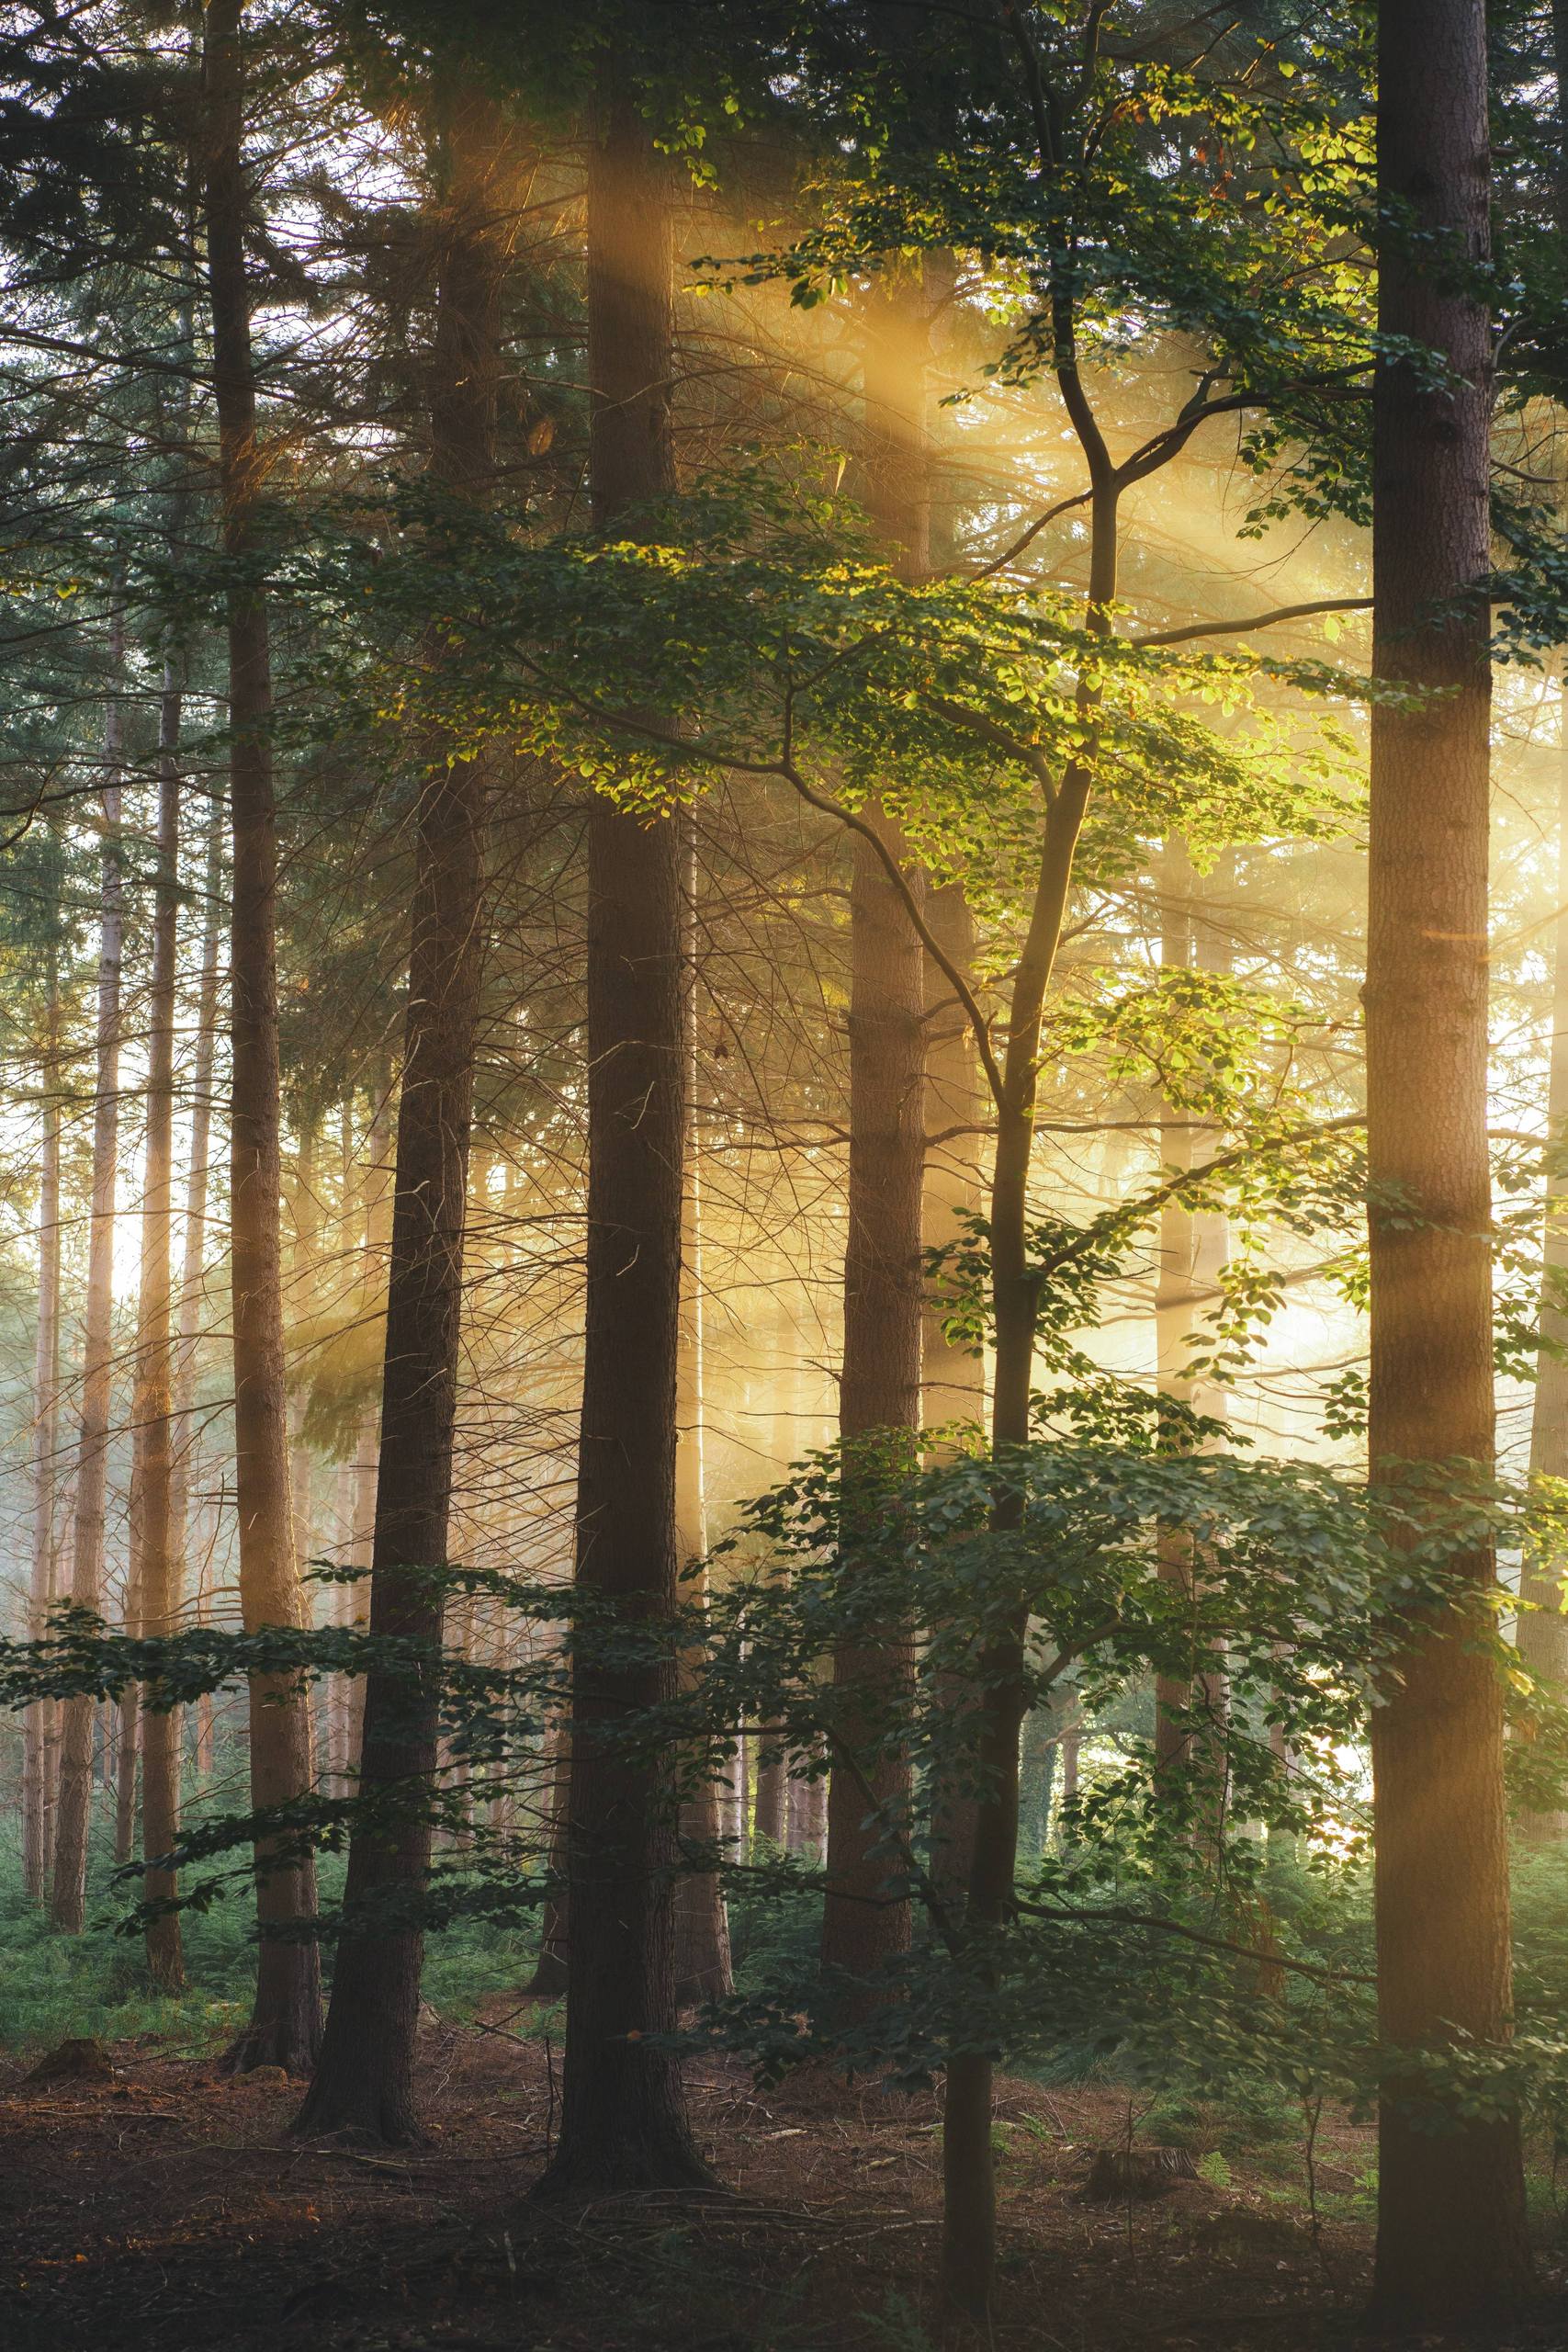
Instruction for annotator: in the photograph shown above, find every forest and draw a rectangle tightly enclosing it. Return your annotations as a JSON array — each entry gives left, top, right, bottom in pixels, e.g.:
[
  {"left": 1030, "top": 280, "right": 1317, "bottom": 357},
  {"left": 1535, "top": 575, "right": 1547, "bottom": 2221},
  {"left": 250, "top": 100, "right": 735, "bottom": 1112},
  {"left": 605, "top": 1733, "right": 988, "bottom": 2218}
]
[{"left": 5, "top": 1, "right": 1568, "bottom": 2346}]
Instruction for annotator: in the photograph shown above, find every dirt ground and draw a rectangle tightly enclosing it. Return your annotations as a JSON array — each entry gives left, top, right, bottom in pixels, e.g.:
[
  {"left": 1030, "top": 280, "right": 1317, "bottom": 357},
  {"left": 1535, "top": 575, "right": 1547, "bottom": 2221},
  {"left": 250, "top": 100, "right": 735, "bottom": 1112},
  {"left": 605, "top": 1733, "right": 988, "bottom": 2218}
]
[{"left": 3, "top": 2003, "right": 1566, "bottom": 2352}]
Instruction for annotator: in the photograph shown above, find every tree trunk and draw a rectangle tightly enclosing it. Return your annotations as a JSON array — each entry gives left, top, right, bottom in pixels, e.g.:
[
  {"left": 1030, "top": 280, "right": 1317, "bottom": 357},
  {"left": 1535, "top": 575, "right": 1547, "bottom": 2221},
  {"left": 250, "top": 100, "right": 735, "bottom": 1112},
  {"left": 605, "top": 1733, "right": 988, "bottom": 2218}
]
[
  {"left": 204, "top": 0, "right": 321, "bottom": 2075},
  {"left": 939, "top": 457, "right": 1113, "bottom": 2315},
  {"left": 171, "top": 794, "right": 223, "bottom": 1806},
  {"left": 924, "top": 879, "right": 987, "bottom": 1919},
  {"left": 1517, "top": 9, "right": 1568, "bottom": 1832},
  {"left": 671, "top": 901, "right": 734, "bottom": 2003},
  {"left": 1153, "top": 840, "right": 1232, "bottom": 1814},
  {"left": 295, "top": 95, "right": 502, "bottom": 2144},
  {"left": 1519, "top": 685, "right": 1568, "bottom": 1841},
  {"left": 23, "top": 964, "right": 62, "bottom": 1903},
  {"left": 51, "top": 615, "right": 126, "bottom": 1936},
  {"left": 1366, "top": 0, "right": 1531, "bottom": 2316},
  {"left": 821, "top": 282, "right": 931, "bottom": 1982},
  {"left": 534, "top": 80, "right": 709, "bottom": 2197},
  {"left": 136, "top": 654, "right": 186, "bottom": 1991}
]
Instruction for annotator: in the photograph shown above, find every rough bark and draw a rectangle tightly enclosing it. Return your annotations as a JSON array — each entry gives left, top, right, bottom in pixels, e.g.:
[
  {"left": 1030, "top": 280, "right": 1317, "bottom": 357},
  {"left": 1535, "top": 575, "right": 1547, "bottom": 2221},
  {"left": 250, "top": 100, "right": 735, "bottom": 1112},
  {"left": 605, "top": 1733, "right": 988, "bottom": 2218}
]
[
  {"left": 671, "top": 895, "right": 734, "bottom": 2004},
  {"left": 51, "top": 617, "right": 126, "bottom": 1935},
  {"left": 136, "top": 656, "right": 186, "bottom": 1991},
  {"left": 23, "top": 967, "right": 62, "bottom": 1903},
  {"left": 1366, "top": 0, "right": 1531, "bottom": 2316},
  {"left": 534, "top": 81, "right": 709, "bottom": 2196},
  {"left": 295, "top": 95, "right": 502, "bottom": 2144},
  {"left": 821, "top": 277, "right": 930, "bottom": 1982},
  {"left": 1517, "top": 2, "right": 1568, "bottom": 1832},
  {"left": 204, "top": 0, "right": 321, "bottom": 2075},
  {"left": 170, "top": 794, "right": 223, "bottom": 1806},
  {"left": 1519, "top": 690, "right": 1568, "bottom": 1840}
]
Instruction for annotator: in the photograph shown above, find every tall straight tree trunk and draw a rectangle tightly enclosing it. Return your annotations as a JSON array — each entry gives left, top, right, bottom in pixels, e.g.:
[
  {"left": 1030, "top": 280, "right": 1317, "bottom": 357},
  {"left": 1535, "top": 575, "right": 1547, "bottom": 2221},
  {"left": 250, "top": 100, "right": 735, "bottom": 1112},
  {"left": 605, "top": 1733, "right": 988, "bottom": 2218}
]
[
  {"left": 296, "top": 94, "right": 502, "bottom": 2144},
  {"left": 51, "top": 615, "right": 126, "bottom": 1935},
  {"left": 1519, "top": 687, "right": 1568, "bottom": 1839},
  {"left": 169, "top": 794, "right": 223, "bottom": 1775},
  {"left": 671, "top": 889, "right": 734, "bottom": 2002},
  {"left": 821, "top": 279, "right": 929, "bottom": 1981},
  {"left": 924, "top": 879, "right": 987, "bottom": 1919},
  {"left": 534, "top": 80, "right": 709, "bottom": 2197},
  {"left": 1152, "top": 840, "right": 1232, "bottom": 1805},
  {"left": 1517, "top": 8, "right": 1568, "bottom": 1837},
  {"left": 203, "top": 0, "right": 321, "bottom": 2074},
  {"left": 1367, "top": 0, "right": 1531, "bottom": 2317},
  {"left": 23, "top": 964, "right": 62, "bottom": 1903},
  {"left": 137, "top": 656, "right": 186, "bottom": 1991}
]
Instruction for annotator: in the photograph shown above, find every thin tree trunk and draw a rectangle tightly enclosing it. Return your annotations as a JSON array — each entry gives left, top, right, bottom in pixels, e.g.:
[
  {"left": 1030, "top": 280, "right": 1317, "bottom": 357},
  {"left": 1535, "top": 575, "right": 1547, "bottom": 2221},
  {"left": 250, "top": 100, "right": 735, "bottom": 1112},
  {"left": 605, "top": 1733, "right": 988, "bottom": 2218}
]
[
  {"left": 23, "top": 966, "right": 62, "bottom": 1903},
  {"left": 51, "top": 614, "right": 127, "bottom": 1935},
  {"left": 170, "top": 795, "right": 223, "bottom": 1802},
  {"left": 137, "top": 654, "right": 186, "bottom": 1991},
  {"left": 821, "top": 281, "right": 930, "bottom": 1982},
  {"left": 671, "top": 902, "right": 733, "bottom": 2002},
  {"left": 295, "top": 94, "right": 502, "bottom": 2144},
  {"left": 534, "top": 80, "right": 709, "bottom": 2197},
  {"left": 939, "top": 443, "right": 1114, "bottom": 2316},
  {"left": 1366, "top": 0, "right": 1530, "bottom": 2317},
  {"left": 204, "top": 0, "right": 321, "bottom": 2075}
]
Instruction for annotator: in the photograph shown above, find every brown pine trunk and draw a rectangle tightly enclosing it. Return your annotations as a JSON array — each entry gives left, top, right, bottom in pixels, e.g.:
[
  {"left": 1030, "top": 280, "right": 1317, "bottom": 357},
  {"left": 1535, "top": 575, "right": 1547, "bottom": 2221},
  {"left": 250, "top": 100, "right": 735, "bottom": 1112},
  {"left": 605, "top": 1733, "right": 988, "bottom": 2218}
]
[
  {"left": 1517, "top": 11, "right": 1568, "bottom": 1828},
  {"left": 821, "top": 286, "right": 931, "bottom": 1980},
  {"left": 295, "top": 96, "right": 502, "bottom": 2144},
  {"left": 23, "top": 967, "right": 62, "bottom": 1903},
  {"left": 51, "top": 618, "right": 127, "bottom": 1936},
  {"left": 204, "top": 0, "right": 321, "bottom": 2075},
  {"left": 671, "top": 925, "right": 733, "bottom": 2003},
  {"left": 137, "top": 655, "right": 186, "bottom": 1991},
  {"left": 1519, "top": 689, "right": 1568, "bottom": 1838},
  {"left": 169, "top": 795, "right": 223, "bottom": 1733},
  {"left": 1153, "top": 841, "right": 1232, "bottom": 1805},
  {"left": 534, "top": 81, "right": 708, "bottom": 2196},
  {"left": 1366, "top": 0, "right": 1530, "bottom": 2317}
]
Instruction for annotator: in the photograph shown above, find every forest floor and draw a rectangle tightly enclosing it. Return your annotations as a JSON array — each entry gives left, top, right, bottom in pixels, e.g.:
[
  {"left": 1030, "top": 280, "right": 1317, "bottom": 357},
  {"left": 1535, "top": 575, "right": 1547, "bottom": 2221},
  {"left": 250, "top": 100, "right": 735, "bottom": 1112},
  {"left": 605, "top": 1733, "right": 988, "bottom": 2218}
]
[{"left": 3, "top": 1999, "right": 1568, "bottom": 2352}]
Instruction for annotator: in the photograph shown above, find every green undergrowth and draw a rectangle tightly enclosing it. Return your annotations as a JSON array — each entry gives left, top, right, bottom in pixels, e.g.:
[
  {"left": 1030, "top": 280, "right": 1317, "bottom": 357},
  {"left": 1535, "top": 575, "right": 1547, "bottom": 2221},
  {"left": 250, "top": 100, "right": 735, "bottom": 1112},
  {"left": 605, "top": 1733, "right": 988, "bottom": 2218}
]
[{"left": 0, "top": 1796, "right": 540, "bottom": 2058}]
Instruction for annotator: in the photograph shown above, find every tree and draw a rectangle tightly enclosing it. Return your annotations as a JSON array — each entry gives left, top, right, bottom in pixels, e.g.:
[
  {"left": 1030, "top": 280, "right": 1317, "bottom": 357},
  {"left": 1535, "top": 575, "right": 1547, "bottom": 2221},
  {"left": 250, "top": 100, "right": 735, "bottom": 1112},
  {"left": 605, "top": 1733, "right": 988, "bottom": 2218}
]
[
  {"left": 203, "top": 0, "right": 321, "bottom": 2075},
  {"left": 297, "top": 91, "right": 508, "bottom": 2143},
  {"left": 1364, "top": 0, "right": 1532, "bottom": 2317},
  {"left": 535, "top": 70, "right": 711, "bottom": 2198},
  {"left": 51, "top": 611, "right": 125, "bottom": 1936},
  {"left": 134, "top": 643, "right": 186, "bottom": 1992}
]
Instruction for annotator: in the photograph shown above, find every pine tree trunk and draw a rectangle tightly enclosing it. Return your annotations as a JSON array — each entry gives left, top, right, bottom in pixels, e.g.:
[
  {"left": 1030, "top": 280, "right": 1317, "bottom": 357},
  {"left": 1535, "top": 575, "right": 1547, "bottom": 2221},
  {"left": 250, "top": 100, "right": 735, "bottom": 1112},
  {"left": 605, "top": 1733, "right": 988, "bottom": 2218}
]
[
  {"left": 137, "top": 655, "right": 186, "bottom": 1991},
  {"left": 23, "top": 968, "right": 62, "bottom": 1903},
  {"left": 51, "top": 617, "right": 126, "bottom": 1935},
  {"left": 1517, "top": 8, "right": 1568, "bottom": 1828},
  {"left": 168, "top": 795, "right": 223, "bottom": 1724},
  {"left": 295, "top": 95, "right": 501, "bottom": 2144},
  {"left": 204, "top": 0, "right": 321, "bottom": 2075},
  {"left": 671, "top": 831, "right": 733, "bottom": 2005},
  {"left": 821, "top": 284, "right": 930, "bottom": 1981},
  {"left": 534, "top": 80, "right": 709, "bottom": 2197},
  {"left": 1518, "top": 690, "right": 1568, "bottom": 1839},
  {"left": 1367, "top": 0, "right": 1531, "bottom": 2316}
]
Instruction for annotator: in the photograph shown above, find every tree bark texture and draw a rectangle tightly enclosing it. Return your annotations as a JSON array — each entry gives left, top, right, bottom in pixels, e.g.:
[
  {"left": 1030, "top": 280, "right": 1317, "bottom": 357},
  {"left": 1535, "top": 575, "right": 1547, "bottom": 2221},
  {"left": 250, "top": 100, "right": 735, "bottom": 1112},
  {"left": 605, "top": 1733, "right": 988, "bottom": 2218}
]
[
  {"left": 1367, "top": 0, "right": 1530, "bottom": 2316},
  {"left": 51, "top": 620, "right": 125, "bottom": 1935},
  {"left": 204, "top": 0, "right": 321, "bottom": 2074},
  {"left": 136, "top": 658, "right": 186, "bottom": 1990},
  {"left": 23, "top": 968, "right": 62, "bottom": 1903},
  {"left": 821, "top": 278, "right": 930, "bottom": 1981},
  {"left": 536, "top": 82, "right": 709, "bottom": 2195},
  {"left": 296, "top": 94, "right": 502, "bottom": 2143}
]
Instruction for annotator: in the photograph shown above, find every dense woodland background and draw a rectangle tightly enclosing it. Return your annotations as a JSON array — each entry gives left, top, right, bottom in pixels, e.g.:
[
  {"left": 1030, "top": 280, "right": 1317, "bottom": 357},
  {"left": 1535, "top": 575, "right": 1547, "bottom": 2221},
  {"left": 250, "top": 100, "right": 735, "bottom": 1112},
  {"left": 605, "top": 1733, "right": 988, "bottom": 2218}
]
[{"left": 3, "top": 2, "right": 1568, "bottom": 2345}]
